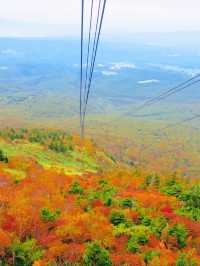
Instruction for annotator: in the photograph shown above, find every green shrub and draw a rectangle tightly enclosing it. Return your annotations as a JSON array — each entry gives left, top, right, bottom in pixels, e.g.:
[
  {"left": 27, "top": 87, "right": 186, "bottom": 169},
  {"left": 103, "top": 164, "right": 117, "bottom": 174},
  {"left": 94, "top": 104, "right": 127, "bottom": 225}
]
[
  {"left": 99, "top": 182, "right": 116, "bottom": 203},
  {"left": 144, "top": 250, "right": 160, "bottom": 264},
  {"left": 48, "top": 140, "right": 69, "bottom": 153},
  {"left": 113, "top": 223, "right": 131, "bottom": 237},
  {"left": 40, "top": 208, "right": 61, "bottom": 222},
  {"left": 177, "top": 206, "right": 200, "bottom": 222},
  {"left": 28, "top": 129, "right": 47, "bottom": 144},
  {"left": 150, "top": 216, "right": 167, "bottom": 239},
  {"left": 168, "top": 223, "right": 188, "bottom": 249},
  {"left": 0, "top": 149, "right": 8, "bottom": 163},
  {"left": 87, "top": 182, "right": 116, "bottom": 207},
  {"left": 99, "top": 179, "right": 108, "bottom": 186},
  {"left": 127, "top": 225, "right": 150, "bottom": 253},
  {"left": 10, "top": 239, "right": 43, "bottom": 266},
  {"left": 144, "top": 174, "right": 160, "bottom": 188},
  {"left": 176, "top": 253, "right": 197, "bottom": 266},
  {"left": 83, "top": 241, "right": 112, "bottom": 266},
  {"left": 161, "top": 178, "right": 182, "bottom": 196},
  {"left": 8, "top": 130, "right": 24, "bottom": 141},
  {"left": 140, "top": 214, "right": 151, "bottom": 226},
  {"left": 121, "top": 198, "right": 134, "bottom": 208},
  {"left": 127, "top": 237, "right": 140, "bottom": 253},
  {"left": 137, "top": 234, "right": 149, "bottom": 245},
  {"left": 69, "top": 182, "right": 84, "bottom": 195},
  {"left": 104, "top": 197, "right": 112, "bottom": 207},
  {"left": 110, "top": 210, "right": 126, "bottom": 226},
  {"left": 179, "top": 184, "right": 200, "bottom": 208}
]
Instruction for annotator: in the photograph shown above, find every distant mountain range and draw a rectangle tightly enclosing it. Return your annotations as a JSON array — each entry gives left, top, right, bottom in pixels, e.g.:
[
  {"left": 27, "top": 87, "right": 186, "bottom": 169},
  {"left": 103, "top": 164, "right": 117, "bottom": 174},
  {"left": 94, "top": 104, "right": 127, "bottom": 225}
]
[{"left": 0, "top": 36, "right": 199, "bottom": 126}]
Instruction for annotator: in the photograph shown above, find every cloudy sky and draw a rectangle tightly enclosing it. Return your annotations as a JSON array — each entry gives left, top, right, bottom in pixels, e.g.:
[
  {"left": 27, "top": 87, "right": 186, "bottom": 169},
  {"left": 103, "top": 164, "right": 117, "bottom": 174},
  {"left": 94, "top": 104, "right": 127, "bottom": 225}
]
[{"left": 0, "top": 0, "right": 199, "bottom": 37}]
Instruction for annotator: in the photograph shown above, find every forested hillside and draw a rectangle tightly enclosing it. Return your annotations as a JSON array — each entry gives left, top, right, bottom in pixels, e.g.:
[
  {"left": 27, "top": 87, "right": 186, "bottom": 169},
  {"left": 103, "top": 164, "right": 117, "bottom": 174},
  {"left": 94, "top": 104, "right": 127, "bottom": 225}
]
[{"left": 0, "top": 128, "right": 199, "bottom": 265}]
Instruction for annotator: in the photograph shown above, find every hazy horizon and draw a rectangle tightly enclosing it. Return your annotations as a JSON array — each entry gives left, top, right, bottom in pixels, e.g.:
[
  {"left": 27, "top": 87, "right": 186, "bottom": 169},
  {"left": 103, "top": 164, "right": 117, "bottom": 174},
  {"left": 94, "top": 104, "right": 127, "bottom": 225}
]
[{"left": 0, "top": 0, "right": 200, "bottom": 38}]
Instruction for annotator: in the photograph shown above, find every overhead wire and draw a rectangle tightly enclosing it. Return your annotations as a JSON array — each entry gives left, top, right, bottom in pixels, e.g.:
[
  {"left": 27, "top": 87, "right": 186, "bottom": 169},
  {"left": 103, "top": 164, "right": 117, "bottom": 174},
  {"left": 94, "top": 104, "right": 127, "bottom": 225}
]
[
  {"left": 164, "top": 113, "right": 200, "bottom": 129},
  {"left": 83, "top": 0, "right": 107, "bottom": 120},
  {"left": 79, "top": 0, "right": 200, "bottom": 138},
  {"left": 83, "top": 0, "right": 94, "bottom": 106},
  {"left": 79, "top": 0, "right": 107, "bottom": 138},
  {"left": 82, "top": 0, "right": 102, "bottom": 122},
  {"left": 80, "top": 0, "right": 85, "bottom": 138},
  {"left": 140, "top": 74, "right": 200, "bottom": 104},
  {"left": 107, "top": 73, "right": 200, "bottom": 126},
  {"left": 127, "top": 73, "right": 200, "bottom": 114}
]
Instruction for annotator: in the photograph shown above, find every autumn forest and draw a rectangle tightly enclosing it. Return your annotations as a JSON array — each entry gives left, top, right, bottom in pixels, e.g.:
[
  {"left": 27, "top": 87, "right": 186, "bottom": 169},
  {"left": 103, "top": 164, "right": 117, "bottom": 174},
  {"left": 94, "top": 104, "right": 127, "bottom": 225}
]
[
  {"left": 0, "top": 128, "right": 199, "bottom": 266},
  {"left": 1, "top": 0, "right": 200, "bottom": 265}
]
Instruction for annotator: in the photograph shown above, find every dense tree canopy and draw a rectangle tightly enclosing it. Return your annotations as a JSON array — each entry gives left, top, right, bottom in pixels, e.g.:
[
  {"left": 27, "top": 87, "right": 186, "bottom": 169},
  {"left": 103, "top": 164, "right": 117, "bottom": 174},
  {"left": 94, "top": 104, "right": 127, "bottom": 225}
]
[{"left": 0, "top": 128, "right": 199, "bottom": 265}]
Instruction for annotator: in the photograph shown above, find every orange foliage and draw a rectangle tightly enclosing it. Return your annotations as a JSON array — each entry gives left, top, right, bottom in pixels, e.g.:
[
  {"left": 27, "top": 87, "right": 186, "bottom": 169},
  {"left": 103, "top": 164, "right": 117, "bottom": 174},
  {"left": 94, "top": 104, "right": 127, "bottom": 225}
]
[{"left": 0, "top": 129, "right": 199, "bottom": 265}]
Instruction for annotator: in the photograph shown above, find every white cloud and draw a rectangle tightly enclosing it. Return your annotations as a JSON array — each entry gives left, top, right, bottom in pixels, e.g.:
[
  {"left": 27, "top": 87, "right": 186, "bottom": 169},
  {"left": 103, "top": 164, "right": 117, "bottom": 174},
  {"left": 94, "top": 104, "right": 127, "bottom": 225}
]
[
  {"left": 138, "top": 79, "right": 160, "bottom": 85},
  {"left": 110, "top": 63, "right": 136, "bottom": 71},
  {"left": 167, "top": 54, "right": 180, "bottom": 57},
  {"left": 0, "top": 66, "right": 8, "bottom": 70},
  {"left": 97, "top": 64, "right": 105, "bottom": 68},
  {"left": 101, "top": 71, "right": 117, "bottom": 76},
  {"left": 149, "top": 64, "right": 200, "bottom": 76},
  {"left": 147, "top": 42, "right": 164, "bottom": 47},
  {"left": 73, "top": 63, "right": 87, "bottom": 68},
  {"left": 1, "top": 49, "right": 17, "bottom": 56}
]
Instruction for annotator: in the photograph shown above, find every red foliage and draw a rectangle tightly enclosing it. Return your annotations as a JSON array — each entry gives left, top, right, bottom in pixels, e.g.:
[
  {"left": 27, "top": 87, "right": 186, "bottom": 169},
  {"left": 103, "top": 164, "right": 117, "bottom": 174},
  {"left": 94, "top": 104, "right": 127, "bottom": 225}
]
[
  {"left": 111, "top": 253, "right": 145, "bottom": 266},
  {"left": 148, "top": 235, "right": 160, "bottom": 248},
  {"left": 113, "top": 236, "right": 129, "bottom": 253},
  {"left": 39, "top": 233, "right": 59, "bottom": 247},
  {"left": 92, "top": 199, "right": 104, "bottom": 208},
  {"left": 0, "top": 129, "right": 200, "bottom": 265},
  {"left": 2, "top": 214, "right": 17, "bottom": 232},
  {"left": 161, "top": 206, "right": 176, "bottom": 219},
  {"left": 62, "top": 243, "right": 85, "bottom": 263}
]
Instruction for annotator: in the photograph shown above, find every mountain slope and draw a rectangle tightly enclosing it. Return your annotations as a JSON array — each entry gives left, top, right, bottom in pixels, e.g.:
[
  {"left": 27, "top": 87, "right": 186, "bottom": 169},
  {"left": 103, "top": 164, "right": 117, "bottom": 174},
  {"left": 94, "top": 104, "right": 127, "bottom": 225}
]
[{"left": 0, "top": 128, "right": 199, "bottom": 265}]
